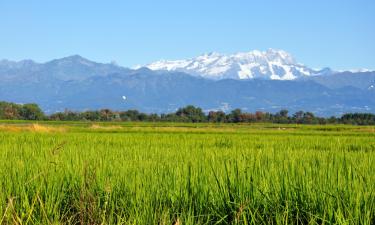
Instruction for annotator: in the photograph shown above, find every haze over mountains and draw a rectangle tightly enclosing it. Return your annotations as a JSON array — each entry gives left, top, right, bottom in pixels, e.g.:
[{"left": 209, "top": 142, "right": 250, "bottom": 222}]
[{"left": 0, "top": 50, "right": 374, "bottom": 116}]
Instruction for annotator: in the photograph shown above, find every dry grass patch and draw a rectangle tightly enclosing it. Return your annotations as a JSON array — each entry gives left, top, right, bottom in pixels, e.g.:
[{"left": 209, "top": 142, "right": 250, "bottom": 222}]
[
  {"left": 28, "top": 124, "right": 67, "bottom": 132},
  {"left": 0, "top": 125, "right": 22, "bottom": 132},
  {"left": 89, "top": 124, "right": 123, "bottom": 130},
  {"left": 0, "top": 124, "right": 66, "bottom": 133}
]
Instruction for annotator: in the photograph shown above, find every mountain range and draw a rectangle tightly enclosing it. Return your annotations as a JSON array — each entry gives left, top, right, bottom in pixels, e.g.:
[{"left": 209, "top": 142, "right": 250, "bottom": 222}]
[{"left": 0, "top": 50, "right": 374, "bottom": 116}]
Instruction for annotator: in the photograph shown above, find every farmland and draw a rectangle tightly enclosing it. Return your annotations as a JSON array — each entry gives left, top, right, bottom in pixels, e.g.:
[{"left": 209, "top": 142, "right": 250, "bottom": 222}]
[{"left": 0, "top": 122, "right": 374, "bottom": 224}]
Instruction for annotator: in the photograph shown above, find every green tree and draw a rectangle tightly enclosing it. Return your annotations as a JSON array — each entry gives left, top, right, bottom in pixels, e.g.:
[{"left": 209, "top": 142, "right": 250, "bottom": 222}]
[
  {"left": 227, "top": 109, "right": 242, "bottom": 123},
  {"left": 175, "top": 105, "right": 206, "bottom": 122},
  {"left": 19, "top": 103, "right": 45, "bottom": 120},
  {"left": 81, "top": 111, "right": 101, "bottom": 121},
  {"left": 208, "top": 111, "right": 227, "bottom": 123}
]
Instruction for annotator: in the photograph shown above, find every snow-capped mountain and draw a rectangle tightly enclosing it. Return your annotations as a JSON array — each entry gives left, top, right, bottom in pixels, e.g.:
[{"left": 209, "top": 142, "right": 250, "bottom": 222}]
[{"left": 144, "top": 49, "right": 330, "bottom": 80}]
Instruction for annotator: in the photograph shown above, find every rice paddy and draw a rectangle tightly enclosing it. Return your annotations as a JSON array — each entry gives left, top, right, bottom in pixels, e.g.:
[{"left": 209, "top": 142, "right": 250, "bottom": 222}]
[{"left": 0, "top": 122, "right": 374, "bottom": 224}]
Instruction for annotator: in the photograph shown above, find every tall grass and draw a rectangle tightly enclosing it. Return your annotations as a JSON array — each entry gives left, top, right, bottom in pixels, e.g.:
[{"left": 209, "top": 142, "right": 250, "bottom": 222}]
[{"left": 0, "top": 123, "right": 374, "bottom": 224}]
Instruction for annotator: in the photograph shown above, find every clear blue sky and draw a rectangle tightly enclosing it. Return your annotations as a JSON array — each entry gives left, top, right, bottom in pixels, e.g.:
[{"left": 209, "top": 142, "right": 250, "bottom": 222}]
[{"left": 1, "top": 0, "right": 374, "bottom": 70}]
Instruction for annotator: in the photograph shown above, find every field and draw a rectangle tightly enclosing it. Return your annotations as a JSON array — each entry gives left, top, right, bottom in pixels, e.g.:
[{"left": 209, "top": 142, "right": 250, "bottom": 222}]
[{"left": 0, "top": 122, "right": 374, "bottom": 225}]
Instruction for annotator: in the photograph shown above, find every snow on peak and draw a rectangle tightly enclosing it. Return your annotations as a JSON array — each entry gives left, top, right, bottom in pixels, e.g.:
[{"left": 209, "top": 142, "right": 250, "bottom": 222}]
[
  {"left": 348, "top": 68, "right": 372, "bottom": 73},
  {"left": 144, "top": 49, "right": 321, "bottom": 80}
]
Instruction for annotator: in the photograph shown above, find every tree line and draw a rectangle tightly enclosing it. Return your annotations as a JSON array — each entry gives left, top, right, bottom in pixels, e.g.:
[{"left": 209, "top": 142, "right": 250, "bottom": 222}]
[{"left": 1, "top": 101, "right": 375, "bottom": 125}]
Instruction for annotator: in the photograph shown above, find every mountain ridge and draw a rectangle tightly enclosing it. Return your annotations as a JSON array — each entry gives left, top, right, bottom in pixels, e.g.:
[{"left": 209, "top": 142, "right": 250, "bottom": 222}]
[{"left": 1, "top": 52, "right": 372, "bottom": 80}]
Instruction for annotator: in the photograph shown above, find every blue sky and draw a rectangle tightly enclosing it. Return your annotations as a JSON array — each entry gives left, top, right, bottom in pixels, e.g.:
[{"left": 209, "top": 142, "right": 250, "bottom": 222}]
[{"left": 1, "top": 0, "right": 374, "bottom": 70}]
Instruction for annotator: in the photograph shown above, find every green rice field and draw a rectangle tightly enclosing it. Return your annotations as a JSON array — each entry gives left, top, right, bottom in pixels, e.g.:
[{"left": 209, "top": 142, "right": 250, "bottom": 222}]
[{"left": 0, "top": 122, "right": 374, "bottom": 224}]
